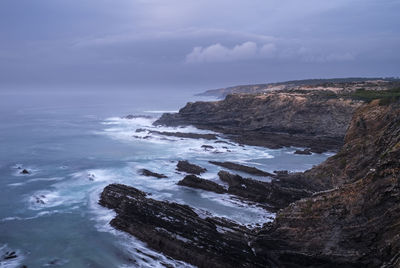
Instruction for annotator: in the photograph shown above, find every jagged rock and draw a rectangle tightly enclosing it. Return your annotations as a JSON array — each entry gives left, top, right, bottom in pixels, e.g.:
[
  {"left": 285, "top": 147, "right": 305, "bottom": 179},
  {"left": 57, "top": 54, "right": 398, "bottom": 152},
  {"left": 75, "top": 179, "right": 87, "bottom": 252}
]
[
  {"left": 176, "top": 161, "right": 207, "bottom": 175},
  {"left": 3, "top": 251, "right": 17, "bottom": 260},
  {"left": 251, "top": 100, "right": 400, "bottom": 267},
  {"left": 178, "top": 175, "right": 226, "bottom": 194},
  {"left": 139, "top": 169, "right": 168, "bottom": 179},
  {"left": 293, "top": 149, "right": 312, "bottom": 155},
  {"left": 218, "top": 171, "right": 312, "bottom": 211},
  {"left": 20, "top": 169, "right": 30, "bottom": 175},
  {"left": 209, "top": 161, "right": 275, "bottom": 177},
  {"left": 154, "top": 92, "right": 360, "bottom": 152},
  {"left": 99, "top": 184, "right": 264, "bottom": 268}
]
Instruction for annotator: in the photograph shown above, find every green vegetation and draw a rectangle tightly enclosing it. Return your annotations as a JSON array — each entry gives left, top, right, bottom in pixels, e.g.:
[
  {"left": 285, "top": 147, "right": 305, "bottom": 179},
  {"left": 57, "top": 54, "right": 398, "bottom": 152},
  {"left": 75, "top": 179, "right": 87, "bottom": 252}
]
[{"left": 346, "top": 87, "right": 400, "bottom": 105}]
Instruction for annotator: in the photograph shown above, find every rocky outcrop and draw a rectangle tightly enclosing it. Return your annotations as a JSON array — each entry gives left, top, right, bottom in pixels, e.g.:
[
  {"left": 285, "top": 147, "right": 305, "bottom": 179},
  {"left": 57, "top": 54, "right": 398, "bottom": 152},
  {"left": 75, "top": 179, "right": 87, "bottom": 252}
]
[
  {"left": 209, "top": 161, "right": 275, "bottom": 177},
  {"left": 101, "top": 99, "right": 400, "bottom": 267},
  {"left": 218, "top": 171, "right": 312, "bottom": 211},
  {"left": 139, "top": 169, "right": 167, "bottom": 179},
  {"left": 143, "top": 129, "right": 218, "bottom": 140},
  {"left": 178, "top": 175, "right": 226, "bottom": 194},
  {"left": 251, "top": 100, "right": 400, "bottom": 267},
  {"left": 176, "top": 160, "right": 207, "bottom": 175},
  {"left": 154, "top": 93, "right": 360, "bottom": 152},
  {"left": 99, "top": 184, "right": 264, "bottom": 268}
]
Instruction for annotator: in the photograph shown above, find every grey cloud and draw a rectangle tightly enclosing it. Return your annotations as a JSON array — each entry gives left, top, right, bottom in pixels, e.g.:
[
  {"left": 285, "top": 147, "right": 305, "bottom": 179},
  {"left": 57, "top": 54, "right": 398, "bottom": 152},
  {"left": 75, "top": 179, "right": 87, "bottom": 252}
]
[{"left": 0, "top": 0, "right": 398, "bottom": 88}]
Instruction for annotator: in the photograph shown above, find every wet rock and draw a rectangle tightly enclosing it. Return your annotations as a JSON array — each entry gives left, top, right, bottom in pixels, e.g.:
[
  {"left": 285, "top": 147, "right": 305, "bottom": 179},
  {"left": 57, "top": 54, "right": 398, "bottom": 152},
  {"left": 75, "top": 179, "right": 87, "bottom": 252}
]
[
  {"left": 150, "top": 130, "right": 218, "bottom": 140},
  {"left": 3, "top": 251, "right": 17, "bottom": 260},
  {"left": 293, "top": 148, "right": 312, "bottom": 155},
  {"left": 20, "top": 169, "right": 30, "bottom": 175},
  {"left": 139, "top": 169, "right": 168, "bottom": 179},
  {"left": 87, "top": 173, "right": 96, "bottom": 181},
  {"left": 218, "top": 171, "right": 312, "bottom": 211},
  {"left": 209, "top": 161, "right": 275, "bottom": 177},
  {"left": 201, "top": 145, "right": 214, "bottom": 151},
  {"left": 99, "top": 184, "right": 264, "bottom": 268},
  {"left": 177, "top": 175, "right": 226, "bottom": 194},
  {"left": 176, "top": 161, "right": 207, "bottom": 175}
]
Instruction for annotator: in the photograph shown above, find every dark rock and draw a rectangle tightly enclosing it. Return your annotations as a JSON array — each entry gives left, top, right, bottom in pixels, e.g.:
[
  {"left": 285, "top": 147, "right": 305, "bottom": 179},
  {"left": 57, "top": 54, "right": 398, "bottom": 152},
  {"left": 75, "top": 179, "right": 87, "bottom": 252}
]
[
  {"left": 139, "top": 169, "right": 168, "bottom": 179},
  {"left": 148, "top": 130, "right": 218, "bottom": 140},
  {"left": 178, "top": 175, "right": 226, "bottom": 194},
  {"left": 20, "top": 169, "right": 30, "bottom": 174},
  {"left": 218, "top": 171, "right": 312, "bottom": 211},
  {"left": 251, "top": 100, "right": 400, "bottom": 267},
  {"left": 293, "top": 148, "right": 312, "bottom": 155},
  {"left": 99, "top": 184, "right": 264, "bottom": 268},
  {"left": 201, "top": 145, "right": 214, "bottom": 150},
  {"left": 209, "top": 161, "right": 275, "bottom": 177},
  {"left": 154, "top": 92, "right": 360, "bottom": 152},
  {"left": 3, "top": 251, "right": 17, "bottom": 260},
  {"left": 176, "top": 161, "right": 207, "bottom": 175}
]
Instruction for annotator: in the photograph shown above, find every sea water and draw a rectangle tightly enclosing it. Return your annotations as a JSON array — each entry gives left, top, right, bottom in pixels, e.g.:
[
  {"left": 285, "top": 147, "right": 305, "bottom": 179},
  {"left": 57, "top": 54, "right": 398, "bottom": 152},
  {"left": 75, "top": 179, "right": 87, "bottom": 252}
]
[{"left": 0, "top": 87, "right": 331, "bottom": 267}]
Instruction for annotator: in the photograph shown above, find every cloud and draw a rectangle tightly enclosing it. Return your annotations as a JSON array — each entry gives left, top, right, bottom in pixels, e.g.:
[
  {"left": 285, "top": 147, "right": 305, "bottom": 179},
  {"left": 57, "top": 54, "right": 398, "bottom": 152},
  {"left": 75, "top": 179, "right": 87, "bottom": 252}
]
[
  {"left": 186, "top": 41, "right": 276, "bottom": 63},
  {"left": 185, "top": 40, "right": 355, "bottom": 64}
]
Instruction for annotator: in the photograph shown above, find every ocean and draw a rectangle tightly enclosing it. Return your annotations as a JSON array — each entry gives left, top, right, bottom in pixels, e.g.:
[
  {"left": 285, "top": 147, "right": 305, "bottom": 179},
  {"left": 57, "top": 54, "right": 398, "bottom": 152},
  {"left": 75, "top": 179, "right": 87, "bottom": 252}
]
[{"left": 0, "top": 87, "right": 331, "bottom": 267}]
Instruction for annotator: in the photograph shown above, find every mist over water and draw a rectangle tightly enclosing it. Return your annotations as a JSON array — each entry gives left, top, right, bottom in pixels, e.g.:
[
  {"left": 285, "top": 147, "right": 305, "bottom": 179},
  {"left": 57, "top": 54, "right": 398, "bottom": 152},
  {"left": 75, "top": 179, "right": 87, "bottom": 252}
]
[{"left": 0, "top": 87, "right": 330, "bottom": 267}]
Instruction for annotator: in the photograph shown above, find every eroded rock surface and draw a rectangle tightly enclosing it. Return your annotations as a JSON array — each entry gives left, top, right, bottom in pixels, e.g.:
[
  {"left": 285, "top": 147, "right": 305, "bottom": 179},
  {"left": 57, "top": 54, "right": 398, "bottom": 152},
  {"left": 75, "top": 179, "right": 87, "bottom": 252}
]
[
  {"left": 154, "top": 93, "right": 360, "bottom": 152},
  {"left": 139, "top": 169, "right": 168, "bottom": 179},
  {"left": 99, "top": 184, "right": 264, "bottom": 268},
  {"left": 176, "top": 160, "right": 207, "bottom": 175},
  {"left": 177, "top": 175, "right": 226, "bottom": 194}
]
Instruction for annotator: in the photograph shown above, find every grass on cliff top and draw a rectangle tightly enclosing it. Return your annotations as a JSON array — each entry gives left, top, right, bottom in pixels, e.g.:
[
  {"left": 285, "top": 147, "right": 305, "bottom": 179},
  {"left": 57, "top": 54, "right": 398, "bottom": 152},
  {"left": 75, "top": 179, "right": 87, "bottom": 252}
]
[{"left": 346, "top": 87, "right": 400, "bottom": 105}]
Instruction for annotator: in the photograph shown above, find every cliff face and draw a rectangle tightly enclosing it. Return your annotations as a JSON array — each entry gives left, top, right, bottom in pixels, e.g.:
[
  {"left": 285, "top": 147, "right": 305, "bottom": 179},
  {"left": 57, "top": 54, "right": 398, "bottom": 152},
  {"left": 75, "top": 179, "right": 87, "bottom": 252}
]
[
  {"left": 155, "top": 93, "right": 360, "bottom": 152},
  {"left": 100, "top": 99, "right": 400, "bottom": 267},
  {"left": 253, "top": 100, "right": 400, "bottom": 267}
]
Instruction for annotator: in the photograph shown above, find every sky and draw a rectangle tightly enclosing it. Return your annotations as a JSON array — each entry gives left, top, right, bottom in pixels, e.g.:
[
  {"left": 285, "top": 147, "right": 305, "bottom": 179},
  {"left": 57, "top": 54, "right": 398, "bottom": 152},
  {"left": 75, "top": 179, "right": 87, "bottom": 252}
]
[{"left": 0, "top": 0, "right": 399, "bottom": 90}]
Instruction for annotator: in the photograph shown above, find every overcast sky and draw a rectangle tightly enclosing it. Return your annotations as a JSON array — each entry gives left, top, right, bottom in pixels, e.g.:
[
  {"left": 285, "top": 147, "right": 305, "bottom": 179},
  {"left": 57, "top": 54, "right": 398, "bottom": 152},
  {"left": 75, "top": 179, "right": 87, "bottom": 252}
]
[{"left": 0, "top": 0, "right": 399, "bottom": 89}]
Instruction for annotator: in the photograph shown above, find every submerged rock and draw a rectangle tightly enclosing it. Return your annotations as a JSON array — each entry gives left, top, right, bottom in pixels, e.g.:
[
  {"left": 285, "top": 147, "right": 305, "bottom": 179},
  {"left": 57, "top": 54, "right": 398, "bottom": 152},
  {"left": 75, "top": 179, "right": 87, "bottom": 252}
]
[
  {"left": 176, "top": 161, "right": 207, "bottom": 175},
  {"left": 201, "top": 145, "right": 214, "bottom": 151},
  {"left": 178, "top": 175, "right": 226, "bottom": 194},
  {"left": 99, "top": 184, "right": 263, "bottom": 268},
  {"left": 20, "top": 169, "right": 30, "bottom": 175},
  {"left": 2, "top": 251, "right": 17, "bottom": 260},
  {"left": 139, "top": 169, "right": 168, "bottom": 179}
]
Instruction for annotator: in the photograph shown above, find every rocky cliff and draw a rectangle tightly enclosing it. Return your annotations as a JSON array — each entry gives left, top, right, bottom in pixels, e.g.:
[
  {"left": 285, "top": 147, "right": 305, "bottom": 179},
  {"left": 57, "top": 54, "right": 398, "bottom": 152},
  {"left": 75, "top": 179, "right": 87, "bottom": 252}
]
[
  {"left": 252, "top": 99, "right": 400, "bottom": 267},
  {"left": 101, "top": 99, "right": 400, "bottom": 267},
  {"left": 154, "top": 92, "right": 361, "bottom": 152}
]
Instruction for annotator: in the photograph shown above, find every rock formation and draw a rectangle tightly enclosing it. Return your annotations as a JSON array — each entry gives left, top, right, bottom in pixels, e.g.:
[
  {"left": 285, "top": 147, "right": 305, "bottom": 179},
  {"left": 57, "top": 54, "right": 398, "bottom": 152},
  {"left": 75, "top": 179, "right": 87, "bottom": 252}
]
[
  {"left": 176, "top": 160, "right": 207, "bottom": 175},
  {"left": 139, "top": 169, "right": 168, "bottom": 179},
  {"left": 101, "top": 98, "right": 400, "bottom": 267},
  {"left": 154, "top": 92, "right": 360, "bottom": 152},
  {"left": 99, "top": 184, "right": 264, "bottom": 268},
  {"left": 177, "top": 175, "right": 226, "bottom": 194}
]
